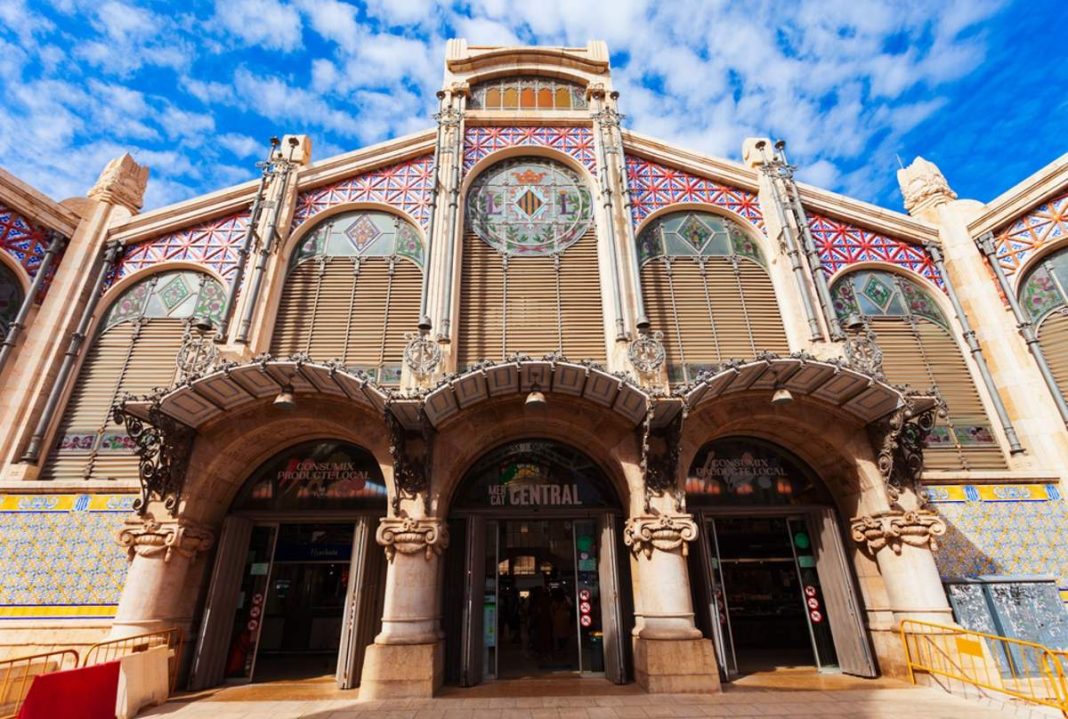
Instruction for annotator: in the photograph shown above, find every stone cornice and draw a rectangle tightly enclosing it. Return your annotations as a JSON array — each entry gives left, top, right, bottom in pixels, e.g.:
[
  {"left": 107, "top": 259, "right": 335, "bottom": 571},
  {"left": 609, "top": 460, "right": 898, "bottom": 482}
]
[
  {"left": 0, "top": 166, "right": 80, "bottom": 235},
  {"left": 622, "top": 131, "right": 938, "bottom": 245},
  {"left": 966, "top": 152, "right": 1068, "bottom": 236},
  {"left": 447, "top": 46, "right": 609, "bottom": 75},
  {"left": 293, "top": 128, "right": 437, "bottom": 192}
]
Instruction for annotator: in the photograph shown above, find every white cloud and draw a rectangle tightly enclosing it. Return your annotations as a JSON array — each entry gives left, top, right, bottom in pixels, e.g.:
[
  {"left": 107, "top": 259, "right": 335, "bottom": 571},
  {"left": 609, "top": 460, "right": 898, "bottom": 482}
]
[
  {"left": 213, "top": 0, "right": 303, "bottom": 52},
  {"left": 218, "top": 132, "right": 265, "bottom": 159}
]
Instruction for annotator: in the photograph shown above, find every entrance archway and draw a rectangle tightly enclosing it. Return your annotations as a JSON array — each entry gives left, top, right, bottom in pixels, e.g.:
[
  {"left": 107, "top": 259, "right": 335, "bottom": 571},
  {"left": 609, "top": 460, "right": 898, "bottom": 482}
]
[
  {"left": 442, "top": 439, "right": 632, "bottom": 686},
  {"left": 189, "top": 439, "right": 388, "bottom": 690},
  {"left": 685, "top": 437, "right": 877, "bottom": 680}
]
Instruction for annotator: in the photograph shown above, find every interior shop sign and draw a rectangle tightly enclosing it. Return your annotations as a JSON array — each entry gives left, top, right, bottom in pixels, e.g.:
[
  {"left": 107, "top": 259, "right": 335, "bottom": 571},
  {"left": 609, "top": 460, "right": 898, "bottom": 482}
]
[
  {"left": 277, "top": 458, "right": 371, "bottom": 496},
  {"left": 489, "top": 463, "right": 582, "bottom": 506},
  {"left": 693, "top": 451, "right": 786, "bottom": 491}
]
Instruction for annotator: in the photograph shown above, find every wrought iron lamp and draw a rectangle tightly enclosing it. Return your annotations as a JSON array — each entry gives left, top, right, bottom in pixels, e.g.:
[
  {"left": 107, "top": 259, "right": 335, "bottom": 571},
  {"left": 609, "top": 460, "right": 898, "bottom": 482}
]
[
  {"left": 525, "top": 383, "right": 547, "bottom": 408},
  {"left": 771, "top": 384, "right": 793, "bottom": 406},
  {"left": 273, "top": 384, "right": 296, "bottom": 410}
]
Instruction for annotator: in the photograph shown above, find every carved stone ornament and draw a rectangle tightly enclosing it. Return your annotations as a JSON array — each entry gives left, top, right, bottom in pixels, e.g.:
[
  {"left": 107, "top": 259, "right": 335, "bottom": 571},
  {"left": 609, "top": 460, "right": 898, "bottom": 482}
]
[
  {"left": 896, "top": 156, "right": 957, "bottom": 215},
  {"left": 867, "top": 403, "right": 936, "bottom": 509},
  {"left": 844, "top": 327, "right": 885, "bottom": 380},
  {"left": 850, "top": 510, "right": 947, "bottom": 555},
  {"left": 403, "top": 332, "right": 442, "bottom": 379},
  {"left": 112, "top": 402, "right": 196, "bottom": 516},
  {"left": 628, "top": 330, "right": 666, "bottom": 376},
  {"left": 117, "top": 513, "right": 214, "bottom": 562},
  {"left": 376, "top": 517, "right": 449, "bottom": 561},
  {"left": 88, "top": 153, "right": 150, "bottom": 212},
  {"left": 623, "top": 514, "right": 698, "bottom": 558}
]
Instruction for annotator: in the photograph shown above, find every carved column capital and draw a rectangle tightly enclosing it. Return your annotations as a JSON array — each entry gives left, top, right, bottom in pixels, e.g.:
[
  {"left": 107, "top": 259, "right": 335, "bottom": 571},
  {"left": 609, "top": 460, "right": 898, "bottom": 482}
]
[
  {"left": 117, "top": 513, "right": 214, "bottom": 562},
  {"left": 376, "top": 517, "right": 449, "bottom": 561},
  {"left": 850, "top": 510, "right": 946, "bottom": 555},
  {"left": 623, "top": 514, "right": 698, "bottom": 558}
]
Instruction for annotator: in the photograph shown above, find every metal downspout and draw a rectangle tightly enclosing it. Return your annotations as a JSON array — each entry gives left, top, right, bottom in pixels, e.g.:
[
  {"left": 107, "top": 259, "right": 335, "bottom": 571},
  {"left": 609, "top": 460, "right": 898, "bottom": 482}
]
[
  {"left": 419, "top": 92, "right": 447, "bottom": 332},
  {"left": 926, "top": 242, "right": 1024, "bottom": 453},
  {"left": 756, "top": 140, "right": 823, "bottom": 341},
  {"left": 593, "top": 99, "right": 627, "bottom": 341},
  {"left": 438, "top": 92, "right": 465, "bottom": 341},
  {"left": 218, "top": 138, "right": 279, "bottom": 341},
  {"left": 978, "top": 232, "right": 1068, "bottom": 426},
  {"left": 236, "top": 137, "right": 299, "bottom": 345},
  {"left": 773, "top": 141, "right": 844, "bottom": 341},
  {"left": 614, "top": 121, "right": 649, "bottom": 330},
  {"left": 0, "top": 229, "right": 68, "bottom": 373},
  {"left": 22, "top": 240, "right": 123, "bottom": 463}
]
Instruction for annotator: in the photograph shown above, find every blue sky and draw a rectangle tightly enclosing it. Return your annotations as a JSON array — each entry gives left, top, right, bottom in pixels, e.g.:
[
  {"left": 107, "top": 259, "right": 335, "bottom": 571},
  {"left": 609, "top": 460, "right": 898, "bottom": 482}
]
[{"left": 0, "top": 0, "right": 1065, "bottom": 212}]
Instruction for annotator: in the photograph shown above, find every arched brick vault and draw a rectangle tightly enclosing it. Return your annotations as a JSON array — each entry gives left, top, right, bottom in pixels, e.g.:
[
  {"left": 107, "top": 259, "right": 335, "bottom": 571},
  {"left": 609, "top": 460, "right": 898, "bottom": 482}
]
[
  {"left": 177, "top": 396, "right": 393, "bottom": 526},
  {"left": 430, "top": 394, "right": 639, "bottom": 517},
  {"left": 681, "top": 394, "right": 890, "bottom": 519}
]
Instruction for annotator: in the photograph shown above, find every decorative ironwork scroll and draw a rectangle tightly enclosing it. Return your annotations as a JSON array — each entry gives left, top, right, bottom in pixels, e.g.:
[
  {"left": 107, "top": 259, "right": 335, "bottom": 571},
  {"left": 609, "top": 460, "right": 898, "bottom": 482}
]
[
  {"left": 639, "top": 399, "right": 684, "bottom": 512},
  {"left": 403, "top": 331, "right": 442, "bottom": 379},
  {"left": 112, "top": 402, "right": 196, "bottom": 516},
  {"left": 628, "top": 330, "right": 666, "bottom": 376},
  {"left": 384, "top": 404, "right": 434, "bottom": 513},
  {"left": 175, "top": 318, "right": 219, "bottom": 382},
  {"left": 867, "top": 401, "right": 937, "bottom": 509}
]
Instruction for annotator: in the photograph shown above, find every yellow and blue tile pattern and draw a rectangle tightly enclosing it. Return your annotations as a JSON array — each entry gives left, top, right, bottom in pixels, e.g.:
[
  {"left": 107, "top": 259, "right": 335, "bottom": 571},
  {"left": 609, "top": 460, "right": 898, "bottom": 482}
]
[
  {"left": 927, "top": 483, "right": 1068, "bottom": 603},
  {"left": 0, "top": 494, "right": 134, "bottom": 620}
]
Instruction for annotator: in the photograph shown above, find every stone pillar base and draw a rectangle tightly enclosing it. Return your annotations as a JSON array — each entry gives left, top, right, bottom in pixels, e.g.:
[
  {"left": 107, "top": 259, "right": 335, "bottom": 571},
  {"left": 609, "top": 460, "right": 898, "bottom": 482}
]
[
  {"left": 358, "top": 640, "right": 443, "bottom": 699},
  {"left": 633, "top": 637, "right": 720, "bottom": 693}
]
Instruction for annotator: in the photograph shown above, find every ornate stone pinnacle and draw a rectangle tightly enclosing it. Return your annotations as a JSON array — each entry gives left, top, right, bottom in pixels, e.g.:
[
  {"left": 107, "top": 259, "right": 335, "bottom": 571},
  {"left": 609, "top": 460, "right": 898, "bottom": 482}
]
[
  {"left": 117, "top": 513, "right": 214, "bottom": 562},
  {"left": 849, "top": 510, "right": 947, "bottom": 555},
  {"left": 623, "top": 514, "right": 698, "bottom": 558},
  {"left": 897, "top": 156, "right": 957, "bottom": 215},
  {"left": 88, "top": 153, "right": 150, "bottom": 212},
  {"left": 376, "top": 517, "right": 449, "bottom": 561}
]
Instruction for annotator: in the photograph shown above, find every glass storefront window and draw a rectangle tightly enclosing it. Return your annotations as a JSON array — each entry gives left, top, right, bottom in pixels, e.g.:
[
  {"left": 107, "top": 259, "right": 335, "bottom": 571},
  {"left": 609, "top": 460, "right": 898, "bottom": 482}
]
[{"left": 686, "top": 438, "right": 829, "bottom": 506}]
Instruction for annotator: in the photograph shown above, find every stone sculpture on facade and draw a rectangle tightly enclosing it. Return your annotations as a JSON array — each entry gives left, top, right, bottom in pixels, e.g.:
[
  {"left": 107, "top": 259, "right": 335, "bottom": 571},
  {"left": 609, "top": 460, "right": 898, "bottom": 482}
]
[
  {"left": 87, "top": 153, "right": 150, "bottom": 212},
  {"left": 376, "top": 517, "right": 449, "bottom": 561},
  {"left": 896, "top": 156, "right": 957, "bottom": 215},
  {"left": 117, "top": 512, "right": 214, "bottom": 562},
  {"left": 623, "top": 514, "right": 699, "bottom": 558}
]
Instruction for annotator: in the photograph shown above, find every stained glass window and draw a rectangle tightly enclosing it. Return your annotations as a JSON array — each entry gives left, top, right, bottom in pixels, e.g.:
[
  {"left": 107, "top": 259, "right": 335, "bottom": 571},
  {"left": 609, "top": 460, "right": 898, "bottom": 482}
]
[
  {"left": 104, "top": 270, "right": 226, "bottom": 329},
  {"left": 465, "top": 158, "right": 593, "bottom": 255},
  {"left": 469, "top": 76, "right": 588, "bottom": 111},
  {"left": 1019, "top": 249, "right": 1068, "bottom": 323},
  {"left": 293, "top": 210, "right": 424, "bottom": 267},
  {"left": 0, "top": 263, "right": 24, "bottom": 340},
  {"left": 831, "top": 270, "right": 948, "bottom": 328},
  {"left": 637, "top": 211, "right": 765, "bottom": 266}
]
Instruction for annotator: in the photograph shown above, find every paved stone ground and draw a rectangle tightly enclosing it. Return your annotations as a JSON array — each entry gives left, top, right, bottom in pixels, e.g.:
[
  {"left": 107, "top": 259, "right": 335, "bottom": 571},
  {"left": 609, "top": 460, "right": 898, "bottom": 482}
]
[{"left": 139, "top": 685, "right": 1029, "bottom": 718}]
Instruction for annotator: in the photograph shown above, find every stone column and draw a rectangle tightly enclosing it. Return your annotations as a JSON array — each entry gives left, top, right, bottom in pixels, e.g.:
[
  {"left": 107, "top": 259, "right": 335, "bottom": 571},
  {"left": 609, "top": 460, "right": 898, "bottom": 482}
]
[
  {"left": 110, "top": 514, "right": 214, "bottom": 639},
  {"left": 624, "top": 514, "right": 719, "bottom": 693},
  {"left": 359, "top": 516, "right": 448, "bottom": 699}
]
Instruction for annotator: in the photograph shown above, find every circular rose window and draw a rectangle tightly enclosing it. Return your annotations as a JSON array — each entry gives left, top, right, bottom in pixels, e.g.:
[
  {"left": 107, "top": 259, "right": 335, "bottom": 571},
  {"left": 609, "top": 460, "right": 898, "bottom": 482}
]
[{"left": 465, "top": 158, "right": 593, "bottom": 255}]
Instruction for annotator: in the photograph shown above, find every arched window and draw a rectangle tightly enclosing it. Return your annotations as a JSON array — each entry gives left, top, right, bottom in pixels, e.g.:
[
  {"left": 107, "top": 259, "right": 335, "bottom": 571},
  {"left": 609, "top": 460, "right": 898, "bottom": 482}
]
[
  {"left": 1019, "top": 247, "right": 1068, "bottom": 402},
  {"left": 0, "top": 263, "right": 24, "bottom": 341},
  {"left": 468, "top": 76, "right": 588, "bottom": 111},
  {"left": 831, "top": 269, "right": 1005, "bottom": 470},
  {"left": 458, "top": 157, "right": 604, "bottom": 367},
  {"left": 638, "top": 211, "right": 788, "bottom": 384},
  {"left": 271, "top": 210, "right": 424, "bottom": 385},
  {"left": 43, "top": 270, "right": 226, "bottom": 481}
]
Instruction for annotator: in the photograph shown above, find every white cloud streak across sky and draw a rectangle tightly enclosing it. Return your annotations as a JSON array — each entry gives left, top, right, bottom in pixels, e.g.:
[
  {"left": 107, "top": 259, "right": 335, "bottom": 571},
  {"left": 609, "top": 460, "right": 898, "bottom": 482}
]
[{"left": 0, "top": 0, "right": 1063, "bottom": 211}]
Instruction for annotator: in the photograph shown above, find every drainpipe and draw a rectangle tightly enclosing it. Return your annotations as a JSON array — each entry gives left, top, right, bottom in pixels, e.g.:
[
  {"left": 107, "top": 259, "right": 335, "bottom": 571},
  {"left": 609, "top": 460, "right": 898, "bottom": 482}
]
[
  {"left": 0, "top": 229, "right": 67, "bottom": 373},
  {"left": 613, "top": 111, "right": 649, "bottom": 332},
  {"left": 977, "top": 232, "right": 1068, "bottom": 426},
  {"left": 773, "top": 141, "right": 844, "bottom": 341},
  {"left": 925, "top": 242, "right": 1024, "bottom": 453},
  {"left": 236, "top": 137, "right": 299, "bottom": 345},
  {"left": 756, "top": 140, "right": 823, "bottom": 341},
  {"left": 437, "top": 90, "right": 466, "bottom": 341},
  {"left": 22, "top": 240, "right": 123, "bottom": 463},
  {"left": 418, "top": 92, "right": 448, "bottom": 333},
  {"left": 218, "top": 137, "right": 279, "bottom": 341},
  {"left": 592, "top": 95, "right": 628, "bottom": 341}
]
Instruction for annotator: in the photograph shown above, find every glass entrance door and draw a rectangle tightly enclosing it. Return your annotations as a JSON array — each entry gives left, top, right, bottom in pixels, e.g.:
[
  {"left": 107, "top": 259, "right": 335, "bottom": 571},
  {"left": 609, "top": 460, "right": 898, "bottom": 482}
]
[
  {"left": 702, "top": 516, "right": 839, "bottom": 677},
  {"left": 476, "top": 518, "right": 606, "bottom": 679}
]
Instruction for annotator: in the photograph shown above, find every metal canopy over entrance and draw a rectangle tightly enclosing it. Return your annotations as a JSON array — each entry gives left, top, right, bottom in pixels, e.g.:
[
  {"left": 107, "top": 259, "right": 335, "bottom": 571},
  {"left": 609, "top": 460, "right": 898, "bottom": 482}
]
[
  {"left": 188, "top": 440, "right": 388, "bottom": 691},
  {"left": 444, "top": 440, "right": 631, "bottom": 687},
  {"left": 686, "top": 437, "right": 877, "bottom": 681}
]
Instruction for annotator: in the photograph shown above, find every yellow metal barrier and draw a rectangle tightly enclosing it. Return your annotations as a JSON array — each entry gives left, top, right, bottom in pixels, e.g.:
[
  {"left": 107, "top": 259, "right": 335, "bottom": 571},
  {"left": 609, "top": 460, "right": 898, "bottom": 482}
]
[
  {"left": 0, "top": 648, "right": 79, "bottom": 719},
  {"left": 83, "top": 628, "right": 183, "bottom": 693},
  {"left": 900, "top": 619, "right": 1068, "bottom": 716}
]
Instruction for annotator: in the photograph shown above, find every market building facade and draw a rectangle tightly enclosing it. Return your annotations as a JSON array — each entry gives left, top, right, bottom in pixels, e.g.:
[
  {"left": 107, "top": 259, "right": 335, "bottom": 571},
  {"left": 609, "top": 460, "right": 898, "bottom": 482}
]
[{"left": 1, "top": 41, "right": 1067, "bottom": 696}]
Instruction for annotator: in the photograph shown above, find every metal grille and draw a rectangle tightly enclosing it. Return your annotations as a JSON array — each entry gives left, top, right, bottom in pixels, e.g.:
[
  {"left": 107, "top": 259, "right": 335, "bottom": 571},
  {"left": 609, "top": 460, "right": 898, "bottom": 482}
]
[
  {"left": 457, "top": 228, "right": 605, "bottom": 367},
  {"left": 271, "top": 256, "right": 420, "bottom": 384},
  {"left": 41, "top": 319, "right": 184, "bottom": 482},
  {"left": 641, "top": 255, "right": 788, "bottom": 383}
]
